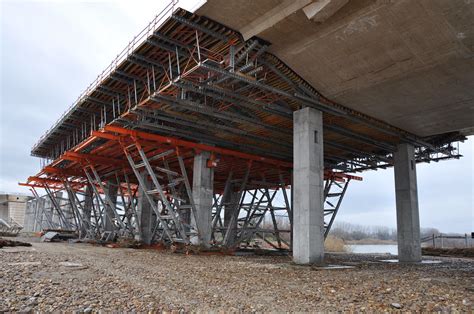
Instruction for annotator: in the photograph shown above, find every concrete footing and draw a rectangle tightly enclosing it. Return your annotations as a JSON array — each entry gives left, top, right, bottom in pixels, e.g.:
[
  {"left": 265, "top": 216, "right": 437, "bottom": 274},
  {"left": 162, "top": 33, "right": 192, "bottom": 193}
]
[
  {"left": 394, "top": 143, "right": 422, "bottom": 263},
  {"left": 293, "top": 107, "right": 325, "bottom": 265}
]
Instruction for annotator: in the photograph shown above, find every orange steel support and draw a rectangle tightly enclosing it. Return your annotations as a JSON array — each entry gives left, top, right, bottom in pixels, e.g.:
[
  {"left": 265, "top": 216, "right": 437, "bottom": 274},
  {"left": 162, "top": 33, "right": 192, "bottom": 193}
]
[
  {"left": 63, "top": 151, "right": 128, "bottom": 167},
  {"left": 102, "top": 125, "right": 294, "bottom": 168}
]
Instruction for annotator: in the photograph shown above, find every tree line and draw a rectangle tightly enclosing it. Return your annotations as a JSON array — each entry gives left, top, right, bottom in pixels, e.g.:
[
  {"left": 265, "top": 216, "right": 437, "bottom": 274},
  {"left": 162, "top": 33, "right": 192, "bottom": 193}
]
[{"left": 330, "top": 221, "right": 441, "bottom": 241}]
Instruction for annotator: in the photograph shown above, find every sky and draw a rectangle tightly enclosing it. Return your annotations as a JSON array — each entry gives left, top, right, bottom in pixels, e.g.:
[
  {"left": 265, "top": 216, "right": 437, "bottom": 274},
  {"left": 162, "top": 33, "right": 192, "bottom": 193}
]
[{"left": 0, "top": 0, "right": 473, "bottom": 233}]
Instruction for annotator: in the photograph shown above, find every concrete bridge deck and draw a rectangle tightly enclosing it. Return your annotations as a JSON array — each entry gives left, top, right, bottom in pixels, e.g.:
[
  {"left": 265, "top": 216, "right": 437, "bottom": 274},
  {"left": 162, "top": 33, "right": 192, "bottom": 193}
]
[{"left": 197, "top": 0, "right": 474, "bottom": 137}]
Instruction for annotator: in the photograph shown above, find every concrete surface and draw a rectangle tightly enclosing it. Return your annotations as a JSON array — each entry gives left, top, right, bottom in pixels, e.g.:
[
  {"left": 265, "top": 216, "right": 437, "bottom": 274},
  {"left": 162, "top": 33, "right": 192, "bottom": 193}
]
[
  {"left": 197, "top": 0, "right": 474, "bottom": 137},
  {"left": 82, "top": 186, "right": 93, "bottom": 237},
  {"left": 192, "top": 152, "right": 214, "bottom": 247},
  {"left": 293, "top": 107, "right": 325, "bottom": 265},
  {"left": 394, "top": 143, "right": 422, "bottom": 263},
  {"left": 104, "top": 182, "right": 118, "bottom": 232},
  {"left": 137, "top": 172, "right": 153, "bottom": 245},
  {"left": 223, "top": 185, "right": 239, "bottom": 245}
]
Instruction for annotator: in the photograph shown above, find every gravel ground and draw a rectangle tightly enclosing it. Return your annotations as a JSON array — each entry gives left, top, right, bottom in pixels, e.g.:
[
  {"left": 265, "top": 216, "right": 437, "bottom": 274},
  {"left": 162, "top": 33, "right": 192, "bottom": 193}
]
[{"left": 1, "top": 239, "right": 473, "bottom": 312}]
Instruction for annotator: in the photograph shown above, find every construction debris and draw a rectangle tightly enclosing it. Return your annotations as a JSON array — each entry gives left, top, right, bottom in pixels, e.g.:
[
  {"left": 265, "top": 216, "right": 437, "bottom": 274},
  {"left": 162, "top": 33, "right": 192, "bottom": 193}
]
[
  {"left": 0, "top": 218, "right": 23, "bottom": 237},
  {"left": 0, "top": 238, "right": 32, "bottom": 248},
  {"left": 41, "top": 230, "right": 77, "bottom": 242}
]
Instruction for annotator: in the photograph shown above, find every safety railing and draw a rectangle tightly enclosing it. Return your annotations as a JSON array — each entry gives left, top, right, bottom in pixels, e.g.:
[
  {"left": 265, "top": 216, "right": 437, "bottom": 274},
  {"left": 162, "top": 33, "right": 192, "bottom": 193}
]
[{"left": 32, "top": 0, "right": 180, "bottom": 153}]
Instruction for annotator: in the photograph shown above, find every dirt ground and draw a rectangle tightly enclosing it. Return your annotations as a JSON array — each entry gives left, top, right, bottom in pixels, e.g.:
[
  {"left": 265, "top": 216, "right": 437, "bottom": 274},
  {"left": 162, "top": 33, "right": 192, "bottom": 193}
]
[{"left": 1, "top": 239, "right": 473, "bottom": 312}]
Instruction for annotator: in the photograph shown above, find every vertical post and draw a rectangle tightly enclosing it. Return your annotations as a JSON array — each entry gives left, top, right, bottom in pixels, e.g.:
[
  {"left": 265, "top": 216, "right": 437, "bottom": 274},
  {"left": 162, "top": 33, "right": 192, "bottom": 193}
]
[
  {"left": 293, "top": 107, "right": 325, "bottom": 265},
  {"left": 104, "top": 181, "right": 118, "bottom": 232},
  {"left": 394, "top": 143, "right": 422, "bottom": 262},
  {"left": 137, "top": 171, "right": 153, "bottom": 245},
  {"left": 192, "top": 151, "right": 214, "bottom": 248},
  {"left": 82, "top": 185, "right": 93, "bottom": 237},
  {"left": 223, "top": 184, "right": 239, "bottom": 245}
]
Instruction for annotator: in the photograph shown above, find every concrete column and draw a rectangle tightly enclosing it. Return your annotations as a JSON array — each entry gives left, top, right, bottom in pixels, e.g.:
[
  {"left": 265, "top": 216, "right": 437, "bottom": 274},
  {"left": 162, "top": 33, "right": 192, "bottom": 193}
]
[
  {"left": 81, "top": 185, "right": 93, "bottom": 237},
  {"left": 180, "top": 193, "right": 191, "bottom": 234},
  {"left": 394, "top": 143, "right": 422, "bottom": 262},
  {"left": 52, "top": 191, "right": 63, "bottom": 226},
  {"left": 35, "top": 198, "right": 46, "bottom": 231},
  {"left": 104, "top": 181, "right": 118, "bottom": 232},
  {"left": 192, "top": 151, "right": 214, "bottom": 248},
  {"left": 293, "top": 107, "right": 325, "bottom": 265},
  {"left": 224, "top": 185, "right": 239, "bottom": 245},
  {"left": 137, "top": 172, "right": 153, "bottom": 244},
  {"left": 23, "top": 201, "right": 35, "bottom": 232},
  {"left": 44, "top": 198, "right": 54, "bottom": 229}
]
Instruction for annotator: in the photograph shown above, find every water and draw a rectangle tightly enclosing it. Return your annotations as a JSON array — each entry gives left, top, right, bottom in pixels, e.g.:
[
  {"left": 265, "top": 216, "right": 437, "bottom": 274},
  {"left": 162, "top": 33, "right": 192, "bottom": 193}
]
[{"left": 346, "top": 244, "right": 398, "bottom": 255}]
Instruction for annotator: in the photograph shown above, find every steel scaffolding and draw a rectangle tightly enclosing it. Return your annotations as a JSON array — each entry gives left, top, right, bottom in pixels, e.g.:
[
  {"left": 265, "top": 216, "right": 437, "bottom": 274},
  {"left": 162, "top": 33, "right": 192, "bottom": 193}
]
[{"left": 22, "top": 4, "right": 465, "bottom": 250}]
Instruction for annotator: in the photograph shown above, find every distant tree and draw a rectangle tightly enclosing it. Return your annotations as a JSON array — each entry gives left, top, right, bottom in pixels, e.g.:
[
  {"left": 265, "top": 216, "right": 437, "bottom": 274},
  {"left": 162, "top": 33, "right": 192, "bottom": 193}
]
[
  {"left": 374, "top": 226, "right": 391, "bottom": 240},
  {"left": 421, "top": 227, "right": 440, "bottom": 238}
]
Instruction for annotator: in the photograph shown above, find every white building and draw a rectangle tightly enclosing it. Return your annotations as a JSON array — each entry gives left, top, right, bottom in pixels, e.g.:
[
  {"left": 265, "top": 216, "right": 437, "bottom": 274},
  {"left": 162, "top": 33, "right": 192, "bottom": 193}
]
[{"left": 0, "top": 193, "right": 31, "bottom": 227}]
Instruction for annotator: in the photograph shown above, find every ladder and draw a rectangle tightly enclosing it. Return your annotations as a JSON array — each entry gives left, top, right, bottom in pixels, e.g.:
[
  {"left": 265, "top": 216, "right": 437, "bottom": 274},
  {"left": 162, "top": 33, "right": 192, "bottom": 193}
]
[
  {"left": 83, "top": 165, "right": 127, "bottom": 234},
  {"left": 121, "top": 141, "right": 197, "bottom": 244},
  {"left": 323, "top": 177, "right": 351, "bottom": 238}
]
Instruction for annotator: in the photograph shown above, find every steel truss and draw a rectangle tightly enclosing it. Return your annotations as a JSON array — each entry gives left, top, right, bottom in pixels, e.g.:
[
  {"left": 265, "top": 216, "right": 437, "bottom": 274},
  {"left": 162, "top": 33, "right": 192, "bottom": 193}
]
[
  {"left": 209, "top": 172, "right": 356, "bottom": 250},
  {"left": 26, "top": 175, "right": 140, "bottom": 241},
  {"left": 121, "top": 141, "right": 198, "bottom": 244},
  {"left": 25, "top": 160, "right": 357, "bottom": 249}
]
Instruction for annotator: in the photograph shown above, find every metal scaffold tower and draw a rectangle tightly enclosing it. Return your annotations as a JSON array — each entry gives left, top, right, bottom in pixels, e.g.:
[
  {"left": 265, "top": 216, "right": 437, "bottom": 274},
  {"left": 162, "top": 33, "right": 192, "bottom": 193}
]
[{"left": 25, "top": 158, "right": 358, "bottom": 250}]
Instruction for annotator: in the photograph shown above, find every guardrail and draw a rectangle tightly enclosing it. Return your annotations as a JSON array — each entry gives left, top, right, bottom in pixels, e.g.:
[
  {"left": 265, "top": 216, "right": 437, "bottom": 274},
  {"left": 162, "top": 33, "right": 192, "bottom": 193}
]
[
  {"left": 421, "top": 233, "right": 472, "bottom": 248},
  {"left": 31, "top": 0, "right": 180, "bottom": 153}
]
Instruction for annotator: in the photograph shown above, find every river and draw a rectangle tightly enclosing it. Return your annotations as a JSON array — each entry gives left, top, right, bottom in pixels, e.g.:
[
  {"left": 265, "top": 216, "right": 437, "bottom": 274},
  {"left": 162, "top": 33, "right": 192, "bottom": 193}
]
[{"left": 346, "top": 244, "right": 398, "bottom": 255}]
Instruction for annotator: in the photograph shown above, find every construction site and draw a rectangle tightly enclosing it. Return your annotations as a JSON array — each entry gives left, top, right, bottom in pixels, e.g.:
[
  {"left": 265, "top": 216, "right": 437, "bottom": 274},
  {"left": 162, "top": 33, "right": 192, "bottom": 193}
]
[{"left": 1, "top": 0, "right": 473, "bottom": 312}]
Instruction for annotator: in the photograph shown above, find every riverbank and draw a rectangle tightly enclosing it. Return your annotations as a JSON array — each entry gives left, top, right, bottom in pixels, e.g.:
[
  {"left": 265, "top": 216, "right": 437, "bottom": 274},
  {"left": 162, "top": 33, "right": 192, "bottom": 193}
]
[
  {"left": 1, "top": 240, "right": 472, "bottom": 312},
  {"left": 422, "top": 247, "right": 474, "bottom": 258}
]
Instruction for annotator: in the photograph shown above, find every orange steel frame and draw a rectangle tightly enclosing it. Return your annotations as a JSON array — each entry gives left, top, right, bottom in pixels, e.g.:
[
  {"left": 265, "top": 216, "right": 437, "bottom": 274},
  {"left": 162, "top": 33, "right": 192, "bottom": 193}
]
[{"left": 21, "top": 125, "right": 362, "bottom": 193}]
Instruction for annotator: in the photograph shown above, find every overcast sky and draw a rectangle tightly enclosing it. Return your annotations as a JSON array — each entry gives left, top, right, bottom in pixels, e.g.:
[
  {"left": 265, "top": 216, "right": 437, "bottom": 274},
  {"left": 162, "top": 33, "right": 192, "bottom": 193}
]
[{"left": 0, "top": 0, "right": 472, "bottom": 233}]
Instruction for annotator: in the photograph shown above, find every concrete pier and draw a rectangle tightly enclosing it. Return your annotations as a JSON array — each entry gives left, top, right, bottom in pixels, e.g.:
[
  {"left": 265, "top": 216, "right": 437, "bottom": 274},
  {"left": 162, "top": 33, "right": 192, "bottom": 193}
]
[
  {"left": 81, "top": 185, "right": 93, "bottom": 237},
  {"left": 293, "top": 107, "right": 325, "bottom": 265},
  {"left": 192, "top": 151, "right": 214, "bottom": 248},
  {"left": 394, "top": 143, "right": 422, "bottom": 262},
  {"left": 104, "top": 181, "right": 118, "bottom": 232},
  {"left": 137, "top": 172, "right": 153, "bottom": 244},
  {"left": 223, "top": 185, "right": 239, "bottom": 245}
]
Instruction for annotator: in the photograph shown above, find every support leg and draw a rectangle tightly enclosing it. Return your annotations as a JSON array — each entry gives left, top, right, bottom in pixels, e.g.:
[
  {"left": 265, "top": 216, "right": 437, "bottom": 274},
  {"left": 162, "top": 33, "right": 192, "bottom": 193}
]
[
  {"left": 394, "top": 143, "right": 421, "bottom": 262},
  {"left": 293, "top": 107, "right": 325, "bottom": 265}
]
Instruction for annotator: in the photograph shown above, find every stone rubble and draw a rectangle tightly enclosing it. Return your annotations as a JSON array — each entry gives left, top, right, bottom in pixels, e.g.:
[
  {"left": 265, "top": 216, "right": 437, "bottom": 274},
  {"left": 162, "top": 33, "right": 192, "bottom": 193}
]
[{"left": 0, "top": 241, "right": 473, "bottom": 312}]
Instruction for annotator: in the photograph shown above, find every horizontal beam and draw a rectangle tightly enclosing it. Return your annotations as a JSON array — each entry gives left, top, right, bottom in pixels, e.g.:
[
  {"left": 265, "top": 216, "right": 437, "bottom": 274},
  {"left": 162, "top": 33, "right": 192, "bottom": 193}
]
[
  {"left": 102, "top": 125, "right": 293, "bottom": 168},
  {"left": 63, "top": 151, "right": 129, "bottom": 167}
]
